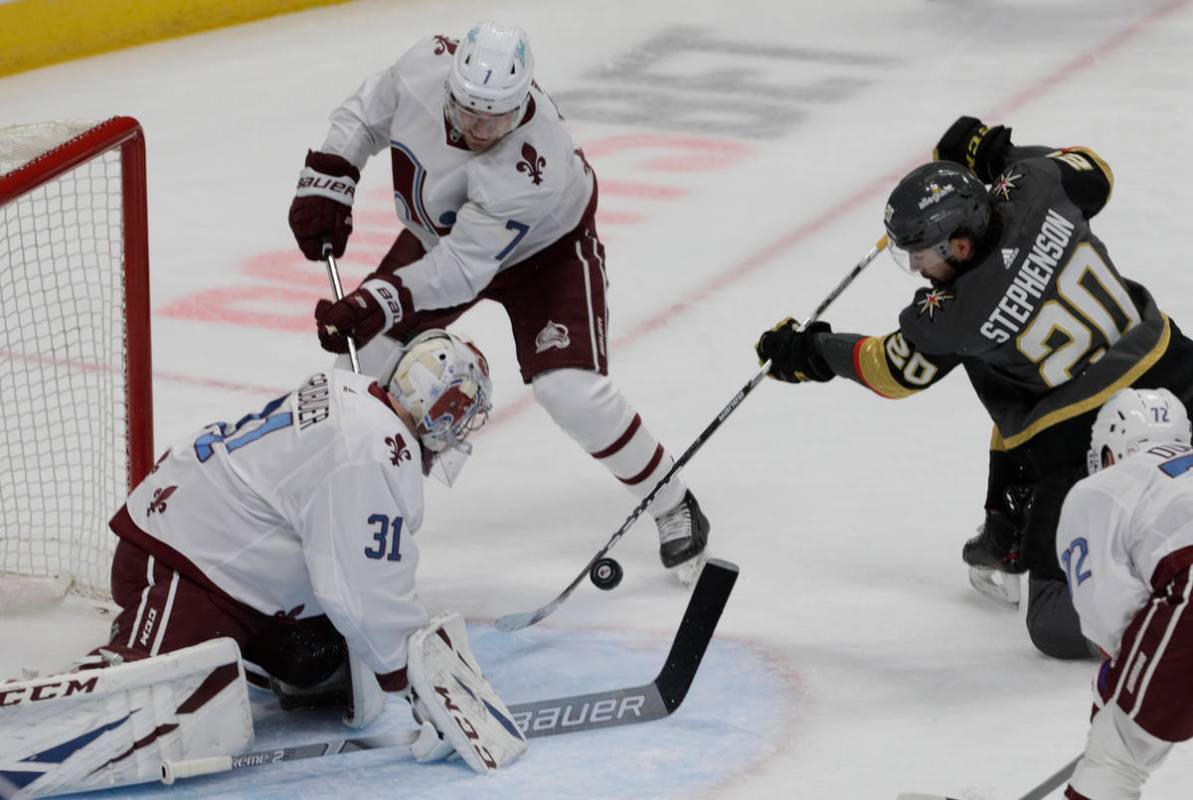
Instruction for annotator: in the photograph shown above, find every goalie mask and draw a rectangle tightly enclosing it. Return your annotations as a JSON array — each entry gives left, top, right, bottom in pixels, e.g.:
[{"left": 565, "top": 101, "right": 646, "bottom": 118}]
[
  {"left": 387, "top": 330, "right": 492, "bottom": 484},
  {"left": 445, "top": 21, "right": 534, "bottom": 150},
  {"left": 1087, "top": 387, "right": 1192, "bottom": 474}
]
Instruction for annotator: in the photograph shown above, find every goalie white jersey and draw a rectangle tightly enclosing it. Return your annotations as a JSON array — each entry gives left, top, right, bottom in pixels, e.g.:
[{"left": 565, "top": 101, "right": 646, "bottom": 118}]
[
  {"left": 320, "top": 33, "right": 594, "bottom": 312},
  {"left": 117, "top": 370, "right": 429, "bottom": 678},
  {"left": 1056, "top": 442, "right": 1193, "bottom": 654}
]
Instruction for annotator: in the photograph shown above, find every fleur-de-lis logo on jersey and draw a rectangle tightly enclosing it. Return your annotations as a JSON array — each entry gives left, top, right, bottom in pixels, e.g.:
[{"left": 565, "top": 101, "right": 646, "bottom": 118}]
[
  {"left": 147, "top": 485, "right": 178, "bottom": 515},
  {"left": 433, "top": 35, "right": 458, "bottom": 55},
  {"left": 386, "top": 433, "right": 412, "bottom": 465},
  {"left": 917, "top": 288, "right": 954, "bottom": 319},
  {"left": 517, "top": 143, "right": 546, "bottom": 186},
  {"left": 991, "top": 170, "right": 1021, "bottom": 201}
]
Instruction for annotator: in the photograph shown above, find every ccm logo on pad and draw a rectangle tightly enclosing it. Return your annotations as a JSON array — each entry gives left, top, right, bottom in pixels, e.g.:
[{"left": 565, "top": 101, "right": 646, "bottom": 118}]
[{"left": 0, "top": 675, "right": 99, "bottom": 706}]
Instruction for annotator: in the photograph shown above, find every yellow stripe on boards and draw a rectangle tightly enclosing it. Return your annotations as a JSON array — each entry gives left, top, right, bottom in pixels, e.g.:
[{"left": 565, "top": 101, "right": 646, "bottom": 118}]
[{"left": 0, "top": 0, "right": 349, "bottom": 78}]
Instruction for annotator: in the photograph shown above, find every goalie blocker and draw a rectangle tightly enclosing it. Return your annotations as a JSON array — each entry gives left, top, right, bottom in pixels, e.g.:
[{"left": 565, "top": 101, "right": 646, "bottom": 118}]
[{"left": 0, "top": 639, "right": 252, "bottom": 798}]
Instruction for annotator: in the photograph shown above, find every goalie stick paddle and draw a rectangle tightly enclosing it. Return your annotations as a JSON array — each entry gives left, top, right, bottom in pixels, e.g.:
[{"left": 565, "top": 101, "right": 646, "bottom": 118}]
[
  {"left": 895, "top": 753, "right": 1080, "bottom": 800},
  {"left": 495, "top": 236, "right": 888, "bottom": 633},
  {"left": 161, "top": 558, "right": 739, "bottom": 785}
]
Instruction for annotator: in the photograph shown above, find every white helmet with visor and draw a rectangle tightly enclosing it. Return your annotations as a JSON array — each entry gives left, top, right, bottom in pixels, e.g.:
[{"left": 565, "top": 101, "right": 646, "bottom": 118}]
[{"left": 445, "top": 21, "right": 534, "bottom": 148}]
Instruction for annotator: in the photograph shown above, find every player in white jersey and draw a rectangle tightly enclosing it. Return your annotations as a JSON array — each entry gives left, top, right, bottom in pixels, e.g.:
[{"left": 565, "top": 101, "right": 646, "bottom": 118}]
[
  {"left": 97, "top": 331, "right": 490, "bottom": 711},
  {"left": 0, "top": 333, "right": 527, "bottom": 794},
  {"left": 287, "top": 20, "right": 710, "bottom": 580},
  {"left": 1057, "top": 388, "right": 1193, "bottom": 800}
]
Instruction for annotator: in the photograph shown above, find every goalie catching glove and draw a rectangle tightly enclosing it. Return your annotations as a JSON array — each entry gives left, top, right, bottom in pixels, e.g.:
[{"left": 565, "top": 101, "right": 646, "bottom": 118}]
[
  {"left": 405, "top": 612, "right": 527, "bottom": 774},
  {"left": 755, "top": 318, "right": 834, "bottom": 383}
]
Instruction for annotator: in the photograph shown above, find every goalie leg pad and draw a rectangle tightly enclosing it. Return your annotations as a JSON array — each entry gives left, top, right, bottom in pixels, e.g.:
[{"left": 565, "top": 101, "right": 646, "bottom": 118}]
[
  {"left": 0, "top": 638, "right": 253, "bottom": 798},
  {"left": 407, "top": 612, "right": 527, "bottom": 774}
]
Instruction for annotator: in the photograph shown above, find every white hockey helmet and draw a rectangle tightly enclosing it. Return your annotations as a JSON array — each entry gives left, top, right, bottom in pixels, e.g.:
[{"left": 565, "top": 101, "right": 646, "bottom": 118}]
[
  {"left": 447, "top": 21, "right": 534, "bottom": 116},
  {"left": 1087, "top": 387, "right": 1191, "bottom": 474},
  {"left": 387, "top": 330, "right": 492, "bottom": 460}
]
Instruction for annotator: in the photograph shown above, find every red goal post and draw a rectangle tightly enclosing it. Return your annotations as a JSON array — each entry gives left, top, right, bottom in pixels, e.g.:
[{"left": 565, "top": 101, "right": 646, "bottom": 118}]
[{"left": 0, "top": 116, "right": 153, "bottom": 609}]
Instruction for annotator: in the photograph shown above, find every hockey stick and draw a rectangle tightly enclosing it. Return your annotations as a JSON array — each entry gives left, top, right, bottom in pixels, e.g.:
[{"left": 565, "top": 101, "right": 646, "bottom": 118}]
[
  {"left": 495, "top": 236, "right": 888, "bottom": 632},
  {"left": 896, "top": 753, "right": 1080, "bottom": 800},
  {"left": 322, "top": 243, "right": 361, "bottom": 374},
  {"left": 161, "top": 558, "right": 738, "bottom": 785}
]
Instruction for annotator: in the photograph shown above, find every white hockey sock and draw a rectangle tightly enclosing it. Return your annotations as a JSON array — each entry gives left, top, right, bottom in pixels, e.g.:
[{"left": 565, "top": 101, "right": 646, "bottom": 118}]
[
  {"left": 532, "top": 369, "right": 685, "bottom": 514},
  {"left": 1070, "top": 705, "right": 1171, "bottom": 800}
]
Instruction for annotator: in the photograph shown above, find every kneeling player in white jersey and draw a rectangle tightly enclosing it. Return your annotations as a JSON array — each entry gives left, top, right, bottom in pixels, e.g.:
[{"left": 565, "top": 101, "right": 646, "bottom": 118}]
[
  {"left": 0, "top": 331, "right": 527, "bottom": 797},
  {"left": 1058, "top": 388, "right": 1193, "bottom": 800},
  {"left": 287, "top": 20, "right": 710, "bottom": 582}
]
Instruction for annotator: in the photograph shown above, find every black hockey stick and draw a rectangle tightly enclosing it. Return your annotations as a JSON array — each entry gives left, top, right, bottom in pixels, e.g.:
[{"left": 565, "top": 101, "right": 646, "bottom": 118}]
[
  {"left": 161, "top": 558, "right": 738, "bottom": 785},
  {"left": 495, "top": 236, "right": 888, "bottom": 632},
  {"left": 897, "top": 754, "right": 1080, "bottom": 800}
]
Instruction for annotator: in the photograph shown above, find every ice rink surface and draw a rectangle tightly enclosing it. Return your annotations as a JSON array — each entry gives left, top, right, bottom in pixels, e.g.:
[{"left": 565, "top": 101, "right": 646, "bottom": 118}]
[{"left": 3, "top": 0, "right": 1193, "bottom": 797}]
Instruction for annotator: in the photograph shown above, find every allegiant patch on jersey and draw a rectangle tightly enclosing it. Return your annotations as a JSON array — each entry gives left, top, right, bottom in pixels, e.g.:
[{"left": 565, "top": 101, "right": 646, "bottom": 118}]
[{"left": 917, "top": 288, "right": 953, "bottom": 319}]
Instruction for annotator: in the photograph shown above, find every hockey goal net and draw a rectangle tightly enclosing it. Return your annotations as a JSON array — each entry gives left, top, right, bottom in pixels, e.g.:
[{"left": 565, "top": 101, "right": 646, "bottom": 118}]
[{"left": 0, "top": 117, "right": 153, "bottom": 609}]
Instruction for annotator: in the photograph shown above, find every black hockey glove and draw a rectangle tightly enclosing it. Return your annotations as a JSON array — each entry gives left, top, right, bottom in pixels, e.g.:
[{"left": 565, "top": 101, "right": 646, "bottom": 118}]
[
  {"left": 754, "top": 318, "right": 834, "bottom": 384},
  {"left": 933, "top": 116, "right": 1013, "bottom": 183},
  {"left": 289, "top": 150, "right": 360, "bottom": 260}
]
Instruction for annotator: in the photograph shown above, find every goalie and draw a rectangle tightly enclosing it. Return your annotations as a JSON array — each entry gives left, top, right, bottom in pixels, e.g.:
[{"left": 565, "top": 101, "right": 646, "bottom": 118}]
[{"left": 0, "top": 330, "right": 527, "bottom": 798}]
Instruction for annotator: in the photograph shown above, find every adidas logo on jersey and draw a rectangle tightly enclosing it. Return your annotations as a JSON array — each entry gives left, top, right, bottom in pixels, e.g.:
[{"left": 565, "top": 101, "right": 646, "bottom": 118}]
[{"left": 1001, "top": 248, "right": 1019, "bottom": 269}]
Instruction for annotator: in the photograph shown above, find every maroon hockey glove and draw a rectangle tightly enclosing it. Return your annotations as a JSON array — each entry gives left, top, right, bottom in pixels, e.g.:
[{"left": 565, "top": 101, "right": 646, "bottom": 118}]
[
  {"left": 289, "top": 150, "right": 360, "bottom": 260},
  {"left": 314, "top": 274, "right": 412, "bottom": 353},
  {"left": 755, "top": 318, "right": 834, "bottom": 383},
  {"left": 933, "top": 116, "right": 1013, "bottom": 183}
]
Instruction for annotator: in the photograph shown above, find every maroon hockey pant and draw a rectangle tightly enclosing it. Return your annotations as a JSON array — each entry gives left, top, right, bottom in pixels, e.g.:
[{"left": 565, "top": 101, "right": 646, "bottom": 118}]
[{"left": 96, "top": 538, "right": 345, "bottom": 688}]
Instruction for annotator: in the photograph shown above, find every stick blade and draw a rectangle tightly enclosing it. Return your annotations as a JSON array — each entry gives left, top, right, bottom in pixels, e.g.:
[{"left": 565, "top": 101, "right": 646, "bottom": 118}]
[
  {"left": 653, "top": 557, "right": 739, "bottom": 712},
  {"left": 495, "top": 600, "right": 556, "bottom": 632},
  {"left": 494, "top": 611, "right": 535, "bottom": 632}
]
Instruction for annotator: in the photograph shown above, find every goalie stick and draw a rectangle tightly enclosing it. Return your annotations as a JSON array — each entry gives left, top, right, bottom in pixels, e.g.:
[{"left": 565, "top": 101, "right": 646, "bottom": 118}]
[
  {"left": 495, "top": 237, "right": 888, "bottom": 633},
  {"left": 162, "top": 558, "right": 739, "bottom": 785},
  {"left": 896, "top": 754, "right": 1080, "bottom": 800}
]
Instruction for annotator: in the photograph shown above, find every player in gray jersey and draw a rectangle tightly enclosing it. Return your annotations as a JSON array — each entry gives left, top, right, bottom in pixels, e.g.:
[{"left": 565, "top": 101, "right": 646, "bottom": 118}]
[{"left": 755, "top": 117, "right": 1193, "bottom": 659}]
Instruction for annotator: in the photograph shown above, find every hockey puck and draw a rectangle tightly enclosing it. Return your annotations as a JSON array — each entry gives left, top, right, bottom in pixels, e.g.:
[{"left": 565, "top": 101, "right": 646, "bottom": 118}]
[{"left": 589, "top": 557, "right": 623, "bottom": 590}]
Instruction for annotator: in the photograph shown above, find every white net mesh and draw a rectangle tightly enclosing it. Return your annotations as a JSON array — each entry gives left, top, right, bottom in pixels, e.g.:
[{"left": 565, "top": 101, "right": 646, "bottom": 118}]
[{"left": 1, "top": 121, "right": 133, "bottom": 603}]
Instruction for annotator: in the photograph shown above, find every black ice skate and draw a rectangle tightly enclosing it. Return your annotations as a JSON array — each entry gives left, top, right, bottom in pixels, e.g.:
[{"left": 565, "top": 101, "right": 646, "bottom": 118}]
[
  {"left": 655, "top": 490, "right": 710, "bottom": 571},
  {"left": 961, "top": 511, "right": 1026, "bottom": 574}
]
